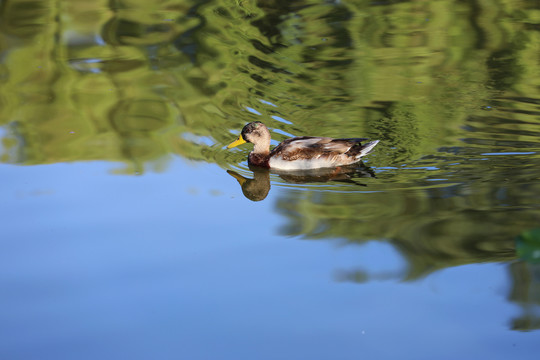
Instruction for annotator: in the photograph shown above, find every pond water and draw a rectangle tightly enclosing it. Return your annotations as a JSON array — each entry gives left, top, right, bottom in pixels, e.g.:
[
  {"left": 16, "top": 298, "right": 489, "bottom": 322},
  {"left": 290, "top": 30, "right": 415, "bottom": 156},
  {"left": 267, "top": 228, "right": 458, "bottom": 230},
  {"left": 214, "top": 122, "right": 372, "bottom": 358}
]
[{"left": 1, "top": 0, "right": 540, "bottom": 359}]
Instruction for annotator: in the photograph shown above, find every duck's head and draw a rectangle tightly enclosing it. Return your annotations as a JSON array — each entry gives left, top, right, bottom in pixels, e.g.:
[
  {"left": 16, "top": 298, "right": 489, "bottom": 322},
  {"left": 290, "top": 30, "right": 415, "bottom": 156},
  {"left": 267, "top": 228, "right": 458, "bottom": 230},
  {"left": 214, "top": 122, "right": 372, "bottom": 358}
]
[{"left": 227, "top": 122, "right": 271, "bottom": 152}]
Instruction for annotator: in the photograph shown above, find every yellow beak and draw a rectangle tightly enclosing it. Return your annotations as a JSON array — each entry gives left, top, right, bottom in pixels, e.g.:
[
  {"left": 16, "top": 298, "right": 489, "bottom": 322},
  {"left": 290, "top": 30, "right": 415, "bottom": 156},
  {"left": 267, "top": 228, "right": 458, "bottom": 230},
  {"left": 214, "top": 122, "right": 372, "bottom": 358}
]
[{"left": 227, "top": 135, "right": 246, "bottom": 149}]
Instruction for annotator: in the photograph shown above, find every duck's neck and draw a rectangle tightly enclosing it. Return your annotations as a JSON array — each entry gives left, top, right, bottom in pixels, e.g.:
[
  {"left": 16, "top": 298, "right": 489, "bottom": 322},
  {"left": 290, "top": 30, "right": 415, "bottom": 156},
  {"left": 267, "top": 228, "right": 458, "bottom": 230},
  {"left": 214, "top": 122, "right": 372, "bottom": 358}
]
[
  {"left": 252, "top": 139, "right": 271, "bottom": 155},
  {"left": 249, "top": 138, "right": 271, "bottom": 168}
]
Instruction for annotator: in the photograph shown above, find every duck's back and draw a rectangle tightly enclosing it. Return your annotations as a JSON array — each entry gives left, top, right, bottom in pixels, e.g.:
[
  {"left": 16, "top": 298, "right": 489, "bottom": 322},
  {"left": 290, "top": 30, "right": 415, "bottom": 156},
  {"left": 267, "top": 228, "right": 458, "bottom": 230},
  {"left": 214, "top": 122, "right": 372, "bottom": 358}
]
[{"left": 268, "top": 136, "right": 378, "bottom": 170}]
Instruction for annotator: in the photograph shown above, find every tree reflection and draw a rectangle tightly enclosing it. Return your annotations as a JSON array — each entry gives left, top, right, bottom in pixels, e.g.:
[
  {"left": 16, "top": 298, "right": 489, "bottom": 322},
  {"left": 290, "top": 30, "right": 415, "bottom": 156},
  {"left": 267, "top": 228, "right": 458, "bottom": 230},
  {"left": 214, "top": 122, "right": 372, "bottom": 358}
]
[
  {"left": 1, "top": 0, "right": 538, "bottom": 171},
  {"left": 508, "top": 261, "right": 540, "bottom": 332}
]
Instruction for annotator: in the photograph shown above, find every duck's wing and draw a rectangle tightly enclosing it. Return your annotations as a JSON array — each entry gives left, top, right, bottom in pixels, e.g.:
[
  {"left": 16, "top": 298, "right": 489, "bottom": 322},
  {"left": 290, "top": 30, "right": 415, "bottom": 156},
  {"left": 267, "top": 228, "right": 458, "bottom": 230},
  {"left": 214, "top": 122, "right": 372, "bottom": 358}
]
[
  {"left": 270, "top": 136, "right": 370, "bottom": 160},
  {"left": 269, "top": 136, "right": 378, "bottom": 169}
]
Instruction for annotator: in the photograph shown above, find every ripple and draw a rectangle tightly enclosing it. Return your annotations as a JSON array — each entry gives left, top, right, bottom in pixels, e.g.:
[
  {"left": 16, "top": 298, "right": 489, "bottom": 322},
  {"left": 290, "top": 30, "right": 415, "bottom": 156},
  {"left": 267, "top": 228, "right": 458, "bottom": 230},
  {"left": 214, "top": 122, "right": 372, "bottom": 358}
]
[
  {"left": 67, "top": 57, "right": 146, "bottom": 74},
  {"left": 481, "top": 151, "right": 537, "bottom": 156}
]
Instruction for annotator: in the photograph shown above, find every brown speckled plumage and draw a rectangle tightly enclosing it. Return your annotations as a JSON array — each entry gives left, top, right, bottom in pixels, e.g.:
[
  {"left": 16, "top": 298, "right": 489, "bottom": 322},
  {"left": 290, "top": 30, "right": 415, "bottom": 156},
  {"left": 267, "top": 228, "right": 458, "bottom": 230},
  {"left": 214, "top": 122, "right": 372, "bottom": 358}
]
[{"left": 248, "top": 152, "right": 270, "bottom": 168}]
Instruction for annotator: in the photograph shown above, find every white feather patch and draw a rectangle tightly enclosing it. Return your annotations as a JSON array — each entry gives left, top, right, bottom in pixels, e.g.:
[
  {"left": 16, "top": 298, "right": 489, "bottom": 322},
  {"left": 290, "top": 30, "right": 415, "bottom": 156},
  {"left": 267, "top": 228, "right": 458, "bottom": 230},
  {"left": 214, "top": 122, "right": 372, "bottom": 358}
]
[
  {"left": 355, "top": 140, "right": 379, "bottom": 158},
  {"left": 269, "top": 156, "right": 341, "bottom": 170}
]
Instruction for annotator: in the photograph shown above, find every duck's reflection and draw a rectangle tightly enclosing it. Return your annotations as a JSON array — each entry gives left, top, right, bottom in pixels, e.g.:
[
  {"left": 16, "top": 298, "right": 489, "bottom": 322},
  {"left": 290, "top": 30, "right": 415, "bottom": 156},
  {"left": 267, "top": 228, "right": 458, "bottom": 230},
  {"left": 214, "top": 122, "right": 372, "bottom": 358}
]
[
  {"left": 228, "top": 164, "right": 376, "bottom": 201},
  {"left": 227, "top": 167, "right": 271, "bottom": 202}
]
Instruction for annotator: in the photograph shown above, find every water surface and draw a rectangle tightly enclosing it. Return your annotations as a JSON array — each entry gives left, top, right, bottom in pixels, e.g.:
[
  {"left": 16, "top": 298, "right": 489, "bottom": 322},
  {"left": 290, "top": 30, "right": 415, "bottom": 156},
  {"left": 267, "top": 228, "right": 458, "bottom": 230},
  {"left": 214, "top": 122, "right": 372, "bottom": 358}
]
[{"left": 1, "top": 0, "right": 539, "bottom": 359}]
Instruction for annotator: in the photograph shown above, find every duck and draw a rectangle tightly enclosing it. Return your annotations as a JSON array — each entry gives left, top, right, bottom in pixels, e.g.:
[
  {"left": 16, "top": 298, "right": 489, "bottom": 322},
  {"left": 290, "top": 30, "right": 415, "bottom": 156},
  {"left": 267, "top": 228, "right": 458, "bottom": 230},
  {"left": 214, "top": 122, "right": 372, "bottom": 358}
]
[{"left": 227, "top": 121, "right": 379, "bottom": 170}]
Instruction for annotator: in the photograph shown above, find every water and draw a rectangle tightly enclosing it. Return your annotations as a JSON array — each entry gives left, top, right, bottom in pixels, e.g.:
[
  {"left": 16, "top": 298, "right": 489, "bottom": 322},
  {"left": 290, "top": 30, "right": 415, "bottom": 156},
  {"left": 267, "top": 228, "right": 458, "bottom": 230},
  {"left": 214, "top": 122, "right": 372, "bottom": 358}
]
[{"left": 1, "top": 0, "right": 540, "bottom": 359}]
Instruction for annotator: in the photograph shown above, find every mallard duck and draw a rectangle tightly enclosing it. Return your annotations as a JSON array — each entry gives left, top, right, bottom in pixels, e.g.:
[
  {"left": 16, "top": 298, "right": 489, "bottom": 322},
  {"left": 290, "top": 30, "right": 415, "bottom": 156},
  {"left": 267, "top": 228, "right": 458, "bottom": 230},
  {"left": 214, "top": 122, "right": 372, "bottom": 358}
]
[{"left": 227, "top": 121, "right": 379, "bottom": 170}]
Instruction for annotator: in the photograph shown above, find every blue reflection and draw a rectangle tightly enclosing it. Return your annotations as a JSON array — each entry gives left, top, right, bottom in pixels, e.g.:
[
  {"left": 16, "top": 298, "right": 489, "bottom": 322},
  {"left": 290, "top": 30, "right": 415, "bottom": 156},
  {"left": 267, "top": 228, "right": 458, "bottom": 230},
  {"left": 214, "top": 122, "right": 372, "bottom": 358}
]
[{"left": 245, "top": 107, "right": 262, "bottom": 115}]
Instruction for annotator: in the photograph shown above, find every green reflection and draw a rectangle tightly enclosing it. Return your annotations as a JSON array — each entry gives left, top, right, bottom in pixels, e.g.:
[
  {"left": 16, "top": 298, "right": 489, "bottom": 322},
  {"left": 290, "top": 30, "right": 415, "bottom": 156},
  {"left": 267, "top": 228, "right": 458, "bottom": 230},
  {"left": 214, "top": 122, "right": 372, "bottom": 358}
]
[
  {"left": 517, "top": 228, "right": 540, "bottom": 264},
  {"left": 1, "top": 0, "right": 538, "bottom": 170},
  {"left": 508, "top": 261, "right": 540, "bottom": 331}
]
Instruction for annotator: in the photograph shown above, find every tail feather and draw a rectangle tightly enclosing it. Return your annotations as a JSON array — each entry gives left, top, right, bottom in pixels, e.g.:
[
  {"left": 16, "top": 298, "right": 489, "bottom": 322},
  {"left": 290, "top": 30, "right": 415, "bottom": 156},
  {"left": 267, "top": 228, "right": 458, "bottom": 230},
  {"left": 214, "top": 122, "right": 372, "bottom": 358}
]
[{"left": 353, "top": 140, "right": 379, "bottom": 159}]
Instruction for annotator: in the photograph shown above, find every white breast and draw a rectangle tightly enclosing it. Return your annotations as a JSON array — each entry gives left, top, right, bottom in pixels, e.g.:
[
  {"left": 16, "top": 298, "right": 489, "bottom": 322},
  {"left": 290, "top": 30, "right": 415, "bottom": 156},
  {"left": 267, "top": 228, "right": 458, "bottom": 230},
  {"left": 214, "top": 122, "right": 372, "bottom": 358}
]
[{"left": 269, "top": 156, "right": 340, "bottom": 170}]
